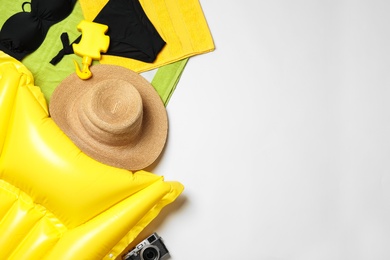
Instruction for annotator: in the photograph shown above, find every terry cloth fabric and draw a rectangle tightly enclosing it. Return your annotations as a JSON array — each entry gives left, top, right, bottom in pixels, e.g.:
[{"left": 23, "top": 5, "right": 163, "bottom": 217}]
[
  {"left": 79, "top": 0, "right": 215, "bottom": 73},
  {"left": 0, "top": 1, "right": 188, "bottom": 105},
  {"left": 152, "top": 58, "right": 188, "bottom": 106}
]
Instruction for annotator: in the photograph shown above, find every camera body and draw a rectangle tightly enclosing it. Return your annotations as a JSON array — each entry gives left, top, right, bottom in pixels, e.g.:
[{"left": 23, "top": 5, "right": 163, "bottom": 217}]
[{"left": 122, "top": 233, "right": 170, "bottom": 260}]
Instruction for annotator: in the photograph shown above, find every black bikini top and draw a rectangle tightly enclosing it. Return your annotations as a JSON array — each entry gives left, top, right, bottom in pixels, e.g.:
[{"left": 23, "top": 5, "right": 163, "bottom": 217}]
[{"left": 0, "top": 0, "right": 76, "bottom": 60}]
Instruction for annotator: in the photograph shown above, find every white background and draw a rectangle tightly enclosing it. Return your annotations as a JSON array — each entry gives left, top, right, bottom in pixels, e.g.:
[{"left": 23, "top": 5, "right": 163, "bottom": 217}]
[{"left": 144, "top": 0, "right": 390, "bottom": 259}]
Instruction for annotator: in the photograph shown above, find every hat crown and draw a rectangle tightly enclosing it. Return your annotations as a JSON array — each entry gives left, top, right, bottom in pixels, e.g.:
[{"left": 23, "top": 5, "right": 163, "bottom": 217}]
[{"left": 78, "top": 79, "right": 143, "bottom": 146}]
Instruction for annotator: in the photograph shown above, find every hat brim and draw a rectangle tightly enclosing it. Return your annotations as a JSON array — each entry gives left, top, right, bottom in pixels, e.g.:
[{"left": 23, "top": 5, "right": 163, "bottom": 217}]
[{"left": 49, "top": 64, "right": 168, "bottom": 171}]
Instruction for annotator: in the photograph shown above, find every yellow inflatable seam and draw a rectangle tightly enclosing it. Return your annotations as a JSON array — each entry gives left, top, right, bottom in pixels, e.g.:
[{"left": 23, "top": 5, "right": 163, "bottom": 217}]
[{"left": 0, "top": 179, "right": 67, "bottom": 259}]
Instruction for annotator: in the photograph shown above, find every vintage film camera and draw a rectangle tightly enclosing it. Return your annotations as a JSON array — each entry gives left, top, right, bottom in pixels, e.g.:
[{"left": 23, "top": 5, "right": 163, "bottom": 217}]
[{"left": 122, "top": 233, "right": 170, "bottom": 260}]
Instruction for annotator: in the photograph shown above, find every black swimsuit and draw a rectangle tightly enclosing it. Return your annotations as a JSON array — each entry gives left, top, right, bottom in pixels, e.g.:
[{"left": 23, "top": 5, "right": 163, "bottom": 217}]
[
  {"left": 51, "top": 0, "right": 166, "bottom": 65},
  {"left": 0, "top": 0, "right": 76, "bottom": 60},
  {"left": 92, "top": 0, "right": 166, "bottom": 63}
]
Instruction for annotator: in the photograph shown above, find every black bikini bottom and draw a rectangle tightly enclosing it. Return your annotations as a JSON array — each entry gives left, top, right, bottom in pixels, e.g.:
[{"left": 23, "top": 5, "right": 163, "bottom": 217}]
[{"left": 51, "top": 0, "right": 165, "bottom": 65}]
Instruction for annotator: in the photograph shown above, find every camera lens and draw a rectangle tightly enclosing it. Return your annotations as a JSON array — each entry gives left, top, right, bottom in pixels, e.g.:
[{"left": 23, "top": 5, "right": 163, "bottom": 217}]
[{"left": 141, "top": 246, "right": 160, "bottom": 260}]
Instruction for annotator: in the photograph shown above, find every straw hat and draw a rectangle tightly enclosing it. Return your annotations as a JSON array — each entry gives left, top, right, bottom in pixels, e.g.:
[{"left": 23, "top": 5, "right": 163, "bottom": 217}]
[{"left": 49, "top": 64, "right": 168, "bottom": 171}]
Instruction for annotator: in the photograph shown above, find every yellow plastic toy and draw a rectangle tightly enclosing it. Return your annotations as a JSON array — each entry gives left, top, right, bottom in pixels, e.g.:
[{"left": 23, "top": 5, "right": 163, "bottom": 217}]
[
  {"left": 73, "top": 20, "right": 110, "bottom": 79},
  {"left": 0, "top": 51, "right": 184, "bottom": 259}
]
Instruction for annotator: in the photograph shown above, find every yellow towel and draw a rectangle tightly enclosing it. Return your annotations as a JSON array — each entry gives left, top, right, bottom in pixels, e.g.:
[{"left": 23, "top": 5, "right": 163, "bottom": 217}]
[{"left": 79, "top": 0, "right": 215, "bottom": 72}]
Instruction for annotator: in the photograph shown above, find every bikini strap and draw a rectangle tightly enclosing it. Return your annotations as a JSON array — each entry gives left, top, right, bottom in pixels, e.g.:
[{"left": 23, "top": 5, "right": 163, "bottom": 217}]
[{"left": 22, "top": 2, "right": 31, "bottom": 12}]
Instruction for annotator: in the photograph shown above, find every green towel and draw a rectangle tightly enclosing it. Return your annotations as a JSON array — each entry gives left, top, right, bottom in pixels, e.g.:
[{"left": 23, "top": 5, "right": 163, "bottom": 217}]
[
  {"left": 0, "top": 1, "right": 186, "bottom": 105},
  {"left": 152, "top": 58, "right": 188, "bottom": 105}
]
